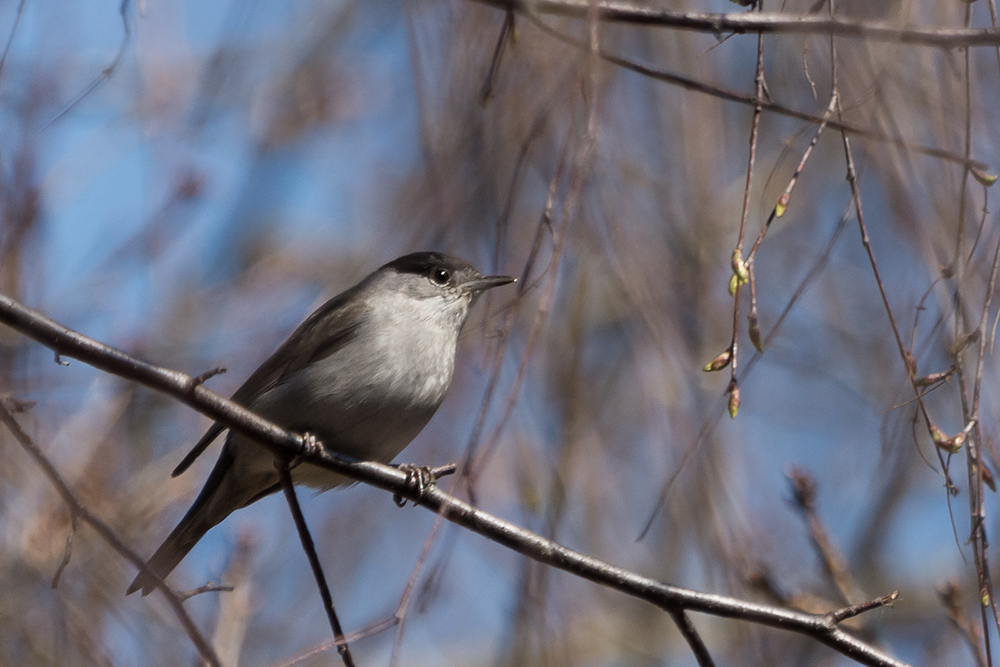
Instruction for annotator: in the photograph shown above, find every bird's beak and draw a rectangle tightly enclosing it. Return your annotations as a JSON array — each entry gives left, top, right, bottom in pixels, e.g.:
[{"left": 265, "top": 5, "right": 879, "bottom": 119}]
[{"left": 462, "top": 275, "right": 516, "bottom": 295}]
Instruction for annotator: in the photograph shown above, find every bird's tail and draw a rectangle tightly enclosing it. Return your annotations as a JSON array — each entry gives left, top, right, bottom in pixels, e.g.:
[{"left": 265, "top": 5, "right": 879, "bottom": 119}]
[
  {"left": 127, "top": 445, "right": 261, "bottom": 597},
  {"left": 126, "top": 504, "right": 215, "bottom": 596}
]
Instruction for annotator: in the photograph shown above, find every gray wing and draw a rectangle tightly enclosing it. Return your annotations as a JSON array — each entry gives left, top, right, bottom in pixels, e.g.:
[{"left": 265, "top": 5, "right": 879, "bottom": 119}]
[{"left": 171, "top": 289, "right": 369, "bottom": 477}]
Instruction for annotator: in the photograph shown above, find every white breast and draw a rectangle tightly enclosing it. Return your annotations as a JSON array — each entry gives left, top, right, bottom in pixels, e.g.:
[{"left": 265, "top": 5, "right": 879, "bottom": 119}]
[{"left": 248, "top": 286, "right": 468, "bottom": 482}]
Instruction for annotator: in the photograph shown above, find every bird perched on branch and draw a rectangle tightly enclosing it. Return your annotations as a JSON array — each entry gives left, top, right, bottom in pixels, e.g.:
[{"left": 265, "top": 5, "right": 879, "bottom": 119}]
[{"left": 128, "top": 251, "right": 515, "bottom": 596}]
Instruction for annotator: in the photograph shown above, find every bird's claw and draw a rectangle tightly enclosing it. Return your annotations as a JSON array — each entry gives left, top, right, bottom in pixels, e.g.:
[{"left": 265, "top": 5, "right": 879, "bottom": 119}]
[
  {"left": 393, "top": 464, "right": 431, "bottom": 507},
  {"left": 392, "top": 462, "right": 457, "bottom": 507},
  {"left": 289, "top": 432, "right": 322, "bottom": 470}
]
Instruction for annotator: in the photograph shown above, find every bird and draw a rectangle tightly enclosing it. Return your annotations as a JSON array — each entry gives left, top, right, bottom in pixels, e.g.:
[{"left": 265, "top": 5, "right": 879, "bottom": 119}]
[{"left": 127, "top": 251, "right": 515, "bottom": 596}]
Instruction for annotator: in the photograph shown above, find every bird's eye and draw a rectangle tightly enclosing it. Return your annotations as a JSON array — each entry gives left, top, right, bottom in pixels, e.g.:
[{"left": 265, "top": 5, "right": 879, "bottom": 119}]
[{"left": 430, "top": 268, "right": 451, "bottom": 286}]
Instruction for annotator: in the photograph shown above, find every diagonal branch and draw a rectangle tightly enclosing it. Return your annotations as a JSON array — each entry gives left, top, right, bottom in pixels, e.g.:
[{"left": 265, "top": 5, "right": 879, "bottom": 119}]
[
  {"left": 0, "top": 399, "right": 222, "bottom": 667},
  {"left": 0, "top": 292, "right": 909, "bottom": 667}
]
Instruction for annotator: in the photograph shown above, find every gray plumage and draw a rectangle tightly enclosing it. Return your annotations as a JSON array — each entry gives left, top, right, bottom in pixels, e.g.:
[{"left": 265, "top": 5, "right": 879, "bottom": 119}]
[{"left": 128, "top": 252, "right": 514, "bottom": 596}]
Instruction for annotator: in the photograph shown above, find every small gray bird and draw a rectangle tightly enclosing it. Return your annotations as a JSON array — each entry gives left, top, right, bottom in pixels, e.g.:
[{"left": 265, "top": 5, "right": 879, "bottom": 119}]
[{"left": 128, "top": 252, "right": 514, "bottom": 596}]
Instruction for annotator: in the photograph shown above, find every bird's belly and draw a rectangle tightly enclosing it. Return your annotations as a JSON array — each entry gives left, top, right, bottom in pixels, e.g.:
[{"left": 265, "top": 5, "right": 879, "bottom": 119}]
[
  {"left": 246, "top": 381, "right": 443, "bottom": 491},
  {"left": 239, "top": 322, "right": 456, "bottom": 490}
]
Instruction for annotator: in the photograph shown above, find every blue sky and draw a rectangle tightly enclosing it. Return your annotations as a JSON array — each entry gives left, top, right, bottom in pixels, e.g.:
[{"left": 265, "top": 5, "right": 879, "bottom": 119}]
[{"left": 4, "top": 1, "right": 998, "bottom": 665}]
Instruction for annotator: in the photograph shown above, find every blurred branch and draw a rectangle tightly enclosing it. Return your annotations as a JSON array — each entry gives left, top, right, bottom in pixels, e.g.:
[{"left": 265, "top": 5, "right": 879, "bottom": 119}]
[
  {"left": 466, "top": 114, "right": 570, "bottom": 490},
  {"left": 787, "top": 467, "right": 866, "bottom": 606},
  {"left": 640, "top": 208, "right": 852, "bottom": 539},
  {"left": 0, "top": 0, "right": 26, "bottom": 84},
  {"left": 178, "top": 583, "right": 235, "bottom": 602},
  {"left": 940, "top": 581, "right": 989, "bottom": 667},
  {"left": 526, "top": 13, "right": 991, "bottom": 171},
  {"left": 0, "top": 398, "right": 221, "bottom": 667},
  {"left": 209, "top": 534, "right": 253, "bottom": 667},
  {"left": 474, "top": 0, "right": 1000, "bottom": 48},
  {"left": 46, "top": 0, "right": 132, "bottom": 127},
  {"left": 0, "top": 293, "right": 912, "bottom": 667}
]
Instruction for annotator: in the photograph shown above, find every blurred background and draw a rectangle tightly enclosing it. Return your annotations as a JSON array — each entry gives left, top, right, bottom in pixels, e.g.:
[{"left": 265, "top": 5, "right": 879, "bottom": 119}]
[{"left": 1, "top": 0, "right": 999, "bottom": 665}]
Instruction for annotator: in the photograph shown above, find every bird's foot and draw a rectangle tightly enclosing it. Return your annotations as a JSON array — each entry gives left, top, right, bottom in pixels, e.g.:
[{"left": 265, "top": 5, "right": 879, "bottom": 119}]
[
  {"left": 289, "top": 432, "right": 322, "bottom": 470},
  {"left": 392, "top": 463, "right": 457, "bottom": 507}
]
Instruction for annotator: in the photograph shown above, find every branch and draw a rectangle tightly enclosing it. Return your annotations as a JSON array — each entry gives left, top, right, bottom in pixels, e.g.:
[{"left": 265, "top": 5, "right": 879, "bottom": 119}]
[
  {"left": 473, "top": 0, "right": 1000, "bottom": 48},
  {"left": 524, "top": 10, "right": 989, "bottom": 171},
  {"left": 0, "top": 292, "right": 910, "bottom": 667}
]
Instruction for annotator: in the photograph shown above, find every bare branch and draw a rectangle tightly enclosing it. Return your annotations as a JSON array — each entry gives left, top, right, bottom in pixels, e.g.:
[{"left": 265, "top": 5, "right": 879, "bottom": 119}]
[
  {"left": 523, "top": 13, "right": 990, "bottom": 172},
  {"left": 826, "top": 592, "right": 900, "bottom": 625},
  {"left": 0, "top": 292, "right": 913, "bottom": 667},
  {"left": 474, "top": 0, "right": 1000, "bottom": 48}
]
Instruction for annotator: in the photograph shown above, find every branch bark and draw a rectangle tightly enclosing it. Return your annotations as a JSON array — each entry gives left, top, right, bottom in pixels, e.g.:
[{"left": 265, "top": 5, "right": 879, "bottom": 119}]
[{"left": 0, "top": 292, "right": 909, "bottom": 667}]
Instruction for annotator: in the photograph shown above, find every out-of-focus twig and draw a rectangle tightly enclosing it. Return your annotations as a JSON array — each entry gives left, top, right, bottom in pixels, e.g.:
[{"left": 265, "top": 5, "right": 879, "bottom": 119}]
[
  {"left": 639, "top": 209, "right": 851, "bottom": 539},
  {"left": 0, "top": 0, "right": 26, "bottom": 84},
  {"left": 46, "top": 0, "right": 132, "bottom": 127},
  {"left": 939, "top": 581, "right": 989, "bottom": 667},
  {"left": 523, "top": 15, "right": 989, "bottom": 171},
  {"left": 787, "top": 467, "right": 866, "bottom": 606},
  {"left": 481, "top": 11, "right": 516, "bottom": 103},
  {"left": 0, "top": 397, "right": 222, "bottom": 667},
  {"left": 474, "top": 0, "right": 1000, "bottom": 48},
  {"left": 177, "top": 583, "right": 235, "bottom": 602}
]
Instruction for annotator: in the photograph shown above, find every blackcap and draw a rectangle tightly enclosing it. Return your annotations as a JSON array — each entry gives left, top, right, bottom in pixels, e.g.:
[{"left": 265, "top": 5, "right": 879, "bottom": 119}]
[{"left": 127, "top": 251, "right": 515, "bottom": 596}]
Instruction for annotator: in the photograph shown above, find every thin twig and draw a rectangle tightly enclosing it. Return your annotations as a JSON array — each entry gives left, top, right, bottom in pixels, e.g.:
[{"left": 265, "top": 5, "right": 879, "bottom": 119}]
[
  {"left": 481, "top": 11, "right": 516, "bottom": 103},
  {"left": 178, "top": 583, "right": 235, "bottom": 602},
  {"left": 940, "top": 581, "right": 989, "bottom": 667},
  {"left": 639, "top": 207, "right": 851, "bottom": 539},
  {"left": 989, "top": 0, "right": 1000, "bottom": 76},
  {"left": 953, "top": 0, "right": 1000, "bottom": 655},
  {"left": 465, "top": 102, "right": 578, "bottom": 492},
  {"left": 51, "top": 511, "right": 80, "bottom": 589},
  {"left": 825, "top": 2, "right": 974, "bottom": 657},
  {"left": 275, "top": 458, "right": 355, "bottom": 667},
  {"left": 389, "top": 114, "right": 550, "bottom": 661},
  {"left": 725, "top": 0, "right": 766, "bottom": 417},
  {"left": 669, "top": 609, "right": 716, "bottom": 667},
  {"left": 826, "top": 591, "right": 899, "bottom": 625},
  {"left": 278, "top": 616, "right": 404, "bottom": 667},
  {"left": 826, "top": 0, "right": 946, "bottom": 481},
  {"left": 746, "top": 93, "right": 837, "bottom": 264},
  {"left": 389, "top": 503, "right": 447, "bottom": 667},
  {"left": 787, "top": 467, "right": 865, "bottom": 606},
  {"left": 46, "top": 0, "right": 132, "bottom": 128},
  {"left": 0, "top": 0, "right": 26, "bottom": 85},
  {"left": 744, "top": 92, "right": 836, "bottom": 354}
]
